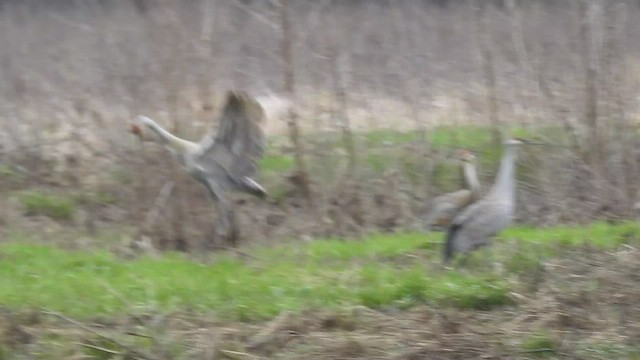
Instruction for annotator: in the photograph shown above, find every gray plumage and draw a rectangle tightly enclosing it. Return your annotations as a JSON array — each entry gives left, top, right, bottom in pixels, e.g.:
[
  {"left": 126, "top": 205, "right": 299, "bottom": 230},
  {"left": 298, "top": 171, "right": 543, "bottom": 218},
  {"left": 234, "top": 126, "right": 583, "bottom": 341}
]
[
  {"left": 132, "top": 91, "right": 267, "bottom": 234},
  {"left": 443, "top": 138, "right": 526, "bottom": 263},
  {"left": 424, "top": 149, "right": 481, "bottom": 231}
]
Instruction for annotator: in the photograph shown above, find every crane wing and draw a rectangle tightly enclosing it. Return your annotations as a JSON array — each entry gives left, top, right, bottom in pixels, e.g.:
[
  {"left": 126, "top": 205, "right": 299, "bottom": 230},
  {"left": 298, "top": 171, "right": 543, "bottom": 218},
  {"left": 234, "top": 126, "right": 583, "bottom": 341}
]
[
  {"left": 195, "top": 91, "right": 267, "bottom": 180},
  {"left": 424, "top": 190, "right": 473, "bottom": 229},
  {"left": 443, "top": 198, "right": 511, "bottom": 261}
]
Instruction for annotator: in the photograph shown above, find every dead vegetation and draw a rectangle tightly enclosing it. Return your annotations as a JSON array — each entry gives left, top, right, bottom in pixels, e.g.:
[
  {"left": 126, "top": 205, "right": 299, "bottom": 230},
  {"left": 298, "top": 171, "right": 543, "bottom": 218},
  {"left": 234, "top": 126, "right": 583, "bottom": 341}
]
[{"left": 2, "top": 1, "right": 640, "bottom": 252}]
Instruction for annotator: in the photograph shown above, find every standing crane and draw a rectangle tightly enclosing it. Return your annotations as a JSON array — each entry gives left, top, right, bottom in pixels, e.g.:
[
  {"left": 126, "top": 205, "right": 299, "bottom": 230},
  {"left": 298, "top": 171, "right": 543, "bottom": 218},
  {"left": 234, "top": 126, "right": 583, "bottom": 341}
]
[
  {"left": 424, "top": 149, "right": 482, "bottom": 231},
  {"left": 130, "top": 91, "right": 267, "bottom": 242},
  {"left": 443, "top": 138, "right": 537, "bottom": 263}
]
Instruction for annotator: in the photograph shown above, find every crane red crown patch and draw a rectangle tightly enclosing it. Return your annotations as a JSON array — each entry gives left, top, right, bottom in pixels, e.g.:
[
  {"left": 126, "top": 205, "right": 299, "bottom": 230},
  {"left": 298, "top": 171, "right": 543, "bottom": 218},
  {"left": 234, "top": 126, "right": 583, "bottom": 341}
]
[{"left": 130, "top": 124, "right": 143, "bottom": 136}]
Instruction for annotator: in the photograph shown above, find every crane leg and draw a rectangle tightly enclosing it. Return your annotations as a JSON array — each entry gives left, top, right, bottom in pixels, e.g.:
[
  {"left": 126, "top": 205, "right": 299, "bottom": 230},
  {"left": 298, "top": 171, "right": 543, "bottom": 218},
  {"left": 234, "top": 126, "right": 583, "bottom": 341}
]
[
  {"left": 214, "top": 201, "right": 240, "bottom": 248},
  {"left": 457, "top": 253, "right": 470, "bottom": 267},
  {"left": 204, "top": 180, "right": 233, "bottom": 246},
  {"left": 215, "top": 201, "right": 231, "bottom": 235}
]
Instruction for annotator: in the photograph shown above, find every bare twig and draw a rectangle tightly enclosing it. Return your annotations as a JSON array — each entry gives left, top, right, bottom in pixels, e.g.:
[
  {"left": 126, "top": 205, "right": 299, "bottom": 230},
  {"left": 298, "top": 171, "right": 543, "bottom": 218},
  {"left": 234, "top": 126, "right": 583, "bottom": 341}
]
[
  {"left": 329, "top": 46, "right": 356, "bottom": 174},
  {"left": 474, "top": 3, "right": 501, "bottom": 151},
  {"left": 247, "top": 311, "right": 293, "bottom": 350},
  {"left": 141, "top": 181, "right": 175, "bottom": 231},
  {"left": 42, "top": 310, "right": 153, "bottom": 360},
  {"left": 579, "top": 0, "right": 602, "bottom": 174},
  {"left": 505, "top": 348, "right": 566, "bottom": 357},
  {"left": 125, "top": 332, "right": 154, "bottom": 339},
  {"left": 97, "top": 280, "right": 151, "bottom": 329},
  {"left": 75, "top": 342, "right": 122, "bottom": 356},
  {"left": 230, "top": 0, "right": 278, "bottom": 30},
  {"left": 208, "top": 244, "right": 259, "bottom": 261},
  {"left": 218, "top": 349, "right": 260, "bottom": 360},
  {"left": 280, "top": 0, "right": 313, "bottom": 206}
]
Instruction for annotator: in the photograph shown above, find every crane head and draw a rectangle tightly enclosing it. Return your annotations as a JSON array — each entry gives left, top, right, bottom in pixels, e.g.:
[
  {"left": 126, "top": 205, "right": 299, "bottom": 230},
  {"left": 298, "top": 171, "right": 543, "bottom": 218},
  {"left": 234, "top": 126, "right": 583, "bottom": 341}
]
[
  {"left": 504, "top": 138, "right": 525, "bottom": 146},
  {"left": 455, "top": 149, "right": 475, "bottom": 162},
  {"left": 505, "top": 137, "right": 545, "bottom": 146},
  {"left": 130, "top": 115, "right": 157, "bottom": 141},
  {"left": 130, "top": 123, "right": 144, "bottom": 139}
]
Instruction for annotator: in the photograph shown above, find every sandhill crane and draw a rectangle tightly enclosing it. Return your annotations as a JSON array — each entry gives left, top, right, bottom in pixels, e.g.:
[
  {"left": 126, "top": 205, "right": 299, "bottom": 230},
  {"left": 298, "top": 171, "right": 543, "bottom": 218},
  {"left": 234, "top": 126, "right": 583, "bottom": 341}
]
[
  {"left": 130, "top": 91, "right": 267, "bottom": 241},
  {"left": 443, "top": 138, "right": 538, "bottom": 263},
  {"left": 424, "top": 149, "right": 481, "bottom": 231}
]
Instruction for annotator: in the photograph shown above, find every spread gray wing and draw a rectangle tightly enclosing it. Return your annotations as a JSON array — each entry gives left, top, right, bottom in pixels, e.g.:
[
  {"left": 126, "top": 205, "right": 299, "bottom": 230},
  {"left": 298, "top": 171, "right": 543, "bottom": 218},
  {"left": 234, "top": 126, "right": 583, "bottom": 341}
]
[{"left": 194, "top": 91, "right": 267, "bottom": 185}]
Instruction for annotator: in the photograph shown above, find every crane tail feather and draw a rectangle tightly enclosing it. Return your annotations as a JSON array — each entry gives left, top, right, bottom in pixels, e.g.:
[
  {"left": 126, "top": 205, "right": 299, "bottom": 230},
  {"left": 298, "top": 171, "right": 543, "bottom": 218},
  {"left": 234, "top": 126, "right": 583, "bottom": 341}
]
[
  {"left": 239, "top": 177, "right": 267, "bottom": 199},
  {"left": 443, "top": 223, "right": 461, "bottom": 263}
]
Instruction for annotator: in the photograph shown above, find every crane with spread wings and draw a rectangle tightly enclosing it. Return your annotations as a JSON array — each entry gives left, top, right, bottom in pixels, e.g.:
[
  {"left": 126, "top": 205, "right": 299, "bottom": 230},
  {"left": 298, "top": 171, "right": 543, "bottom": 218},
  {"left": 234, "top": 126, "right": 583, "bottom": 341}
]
[{"left": 130, "top": 91, "right": 267, "bottom": 243}]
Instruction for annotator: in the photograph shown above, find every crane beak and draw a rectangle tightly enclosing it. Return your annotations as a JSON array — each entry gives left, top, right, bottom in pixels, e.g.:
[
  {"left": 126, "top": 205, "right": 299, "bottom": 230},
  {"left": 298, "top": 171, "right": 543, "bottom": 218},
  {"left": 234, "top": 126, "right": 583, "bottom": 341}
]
[
  {"left": 514, "top": 137, "right": 546, "bottom": 146},
  {"left": 130, "top": 124, "right": 144, "bottom": 140}
]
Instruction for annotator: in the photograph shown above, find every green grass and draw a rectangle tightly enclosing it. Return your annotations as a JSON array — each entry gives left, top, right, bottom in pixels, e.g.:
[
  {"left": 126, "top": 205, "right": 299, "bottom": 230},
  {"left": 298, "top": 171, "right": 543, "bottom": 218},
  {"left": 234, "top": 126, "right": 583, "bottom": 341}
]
[
  {"left": 360, "top": 129, "right": 420, "bottom": 146},
  {"left": 577, "top": 342, "right": 640, "bottom": 360},
  {"left": 0, "top": 222, "right": 637, "bottom": 322},
  {"left": 0, "top": 163, "right": 21, "bottom": 179},
  {"left": 1, "top": 234, "right": 505, "bottom": 321},
  {"left": 260, "top": 154, "right": 295, "bottom": 174},
  {"left": 522, "top": 330, "right": 558, "bottom": 357},
  {"left": 503, "top": 221, "right": 640, "bottom": 250},
  {"left": 257, "top": 125, "right": 562, "bottom": 192},
  {"left": 107, "top": 167, "right": 134, "bottom": 185},
  {"left": 18, "top": 191, "right": 75, "bottom": 221}
]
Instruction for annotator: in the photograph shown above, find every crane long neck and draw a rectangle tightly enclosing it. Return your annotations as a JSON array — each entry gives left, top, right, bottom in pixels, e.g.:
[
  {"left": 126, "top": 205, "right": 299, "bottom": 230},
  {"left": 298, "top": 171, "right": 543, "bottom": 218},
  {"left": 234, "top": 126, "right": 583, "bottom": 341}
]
[
  {"left": 143, "top": 118, "right": 194, "bottom": 154},
  {"left": 463, "top": 161, "right": 481, "bottom": 198},
  {"left": 492, "top": 145, "right": 518, "bottom": 199}
]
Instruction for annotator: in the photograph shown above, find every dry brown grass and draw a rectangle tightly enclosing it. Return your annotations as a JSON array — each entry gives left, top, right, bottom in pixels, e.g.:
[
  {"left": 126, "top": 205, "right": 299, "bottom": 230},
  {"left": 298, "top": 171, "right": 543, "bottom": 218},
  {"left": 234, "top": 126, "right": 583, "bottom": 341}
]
[{"left": 3, "top": 1, "right": 640, "bottom": 248}]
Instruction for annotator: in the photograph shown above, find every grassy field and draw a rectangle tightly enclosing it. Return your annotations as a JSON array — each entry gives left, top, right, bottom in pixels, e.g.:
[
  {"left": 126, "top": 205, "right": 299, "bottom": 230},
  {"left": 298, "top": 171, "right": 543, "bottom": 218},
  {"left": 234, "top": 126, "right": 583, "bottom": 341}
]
[
  {"left": 260, "top": 126, "right": 500, "bottom": 177},
  {"left": 1, "top": 124, "right": 638, "bottom": 358},
  {"left": 1, "top": 222, "right": 638, "bottom": 321},
  {"left": 257, "top": 125, "right": 563, "bottom": 200},
  {"left": 2, "top": 223, "right": 640, "bottom": 358}
]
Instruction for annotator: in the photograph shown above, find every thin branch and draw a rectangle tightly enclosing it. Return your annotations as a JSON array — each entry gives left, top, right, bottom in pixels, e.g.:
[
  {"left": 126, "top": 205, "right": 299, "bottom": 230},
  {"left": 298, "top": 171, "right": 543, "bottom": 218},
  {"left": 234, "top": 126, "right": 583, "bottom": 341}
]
[
  {"left": 125, "top": 332, "right": 154, "bottom": 339},
  {"left": 141, "top": 181, "right": 175, "bottom": 232},
  {"left": 208, "top": 244, "right": 259, "bottom": 261},
  {"left": 75, "top": 342, "right": 122, "bottom": 356},
  {"left": 474, "top": 3, "right": 501, "bottom": 151},
  {"left": 230, "top": 0, "right": 278, "bottom": 31},
  {"left": 280, "top": 0, "right": 313, "bottom": 206},
  {"left": 42, "top": 310, "right": 153, "bottom": 360},
  {"left": 218, "top": 349, "right": 260, "bottom": 360}
]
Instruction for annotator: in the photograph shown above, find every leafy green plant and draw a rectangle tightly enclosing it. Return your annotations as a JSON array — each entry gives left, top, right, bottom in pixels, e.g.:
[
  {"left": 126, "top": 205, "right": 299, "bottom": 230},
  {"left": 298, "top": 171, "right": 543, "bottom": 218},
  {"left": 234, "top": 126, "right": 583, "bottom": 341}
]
[
  {"left": 522, "top": 330, "right": 558, "bottom": 357},
  {"left": 19, "top": 191, "right": 75, "bottom": 221}
]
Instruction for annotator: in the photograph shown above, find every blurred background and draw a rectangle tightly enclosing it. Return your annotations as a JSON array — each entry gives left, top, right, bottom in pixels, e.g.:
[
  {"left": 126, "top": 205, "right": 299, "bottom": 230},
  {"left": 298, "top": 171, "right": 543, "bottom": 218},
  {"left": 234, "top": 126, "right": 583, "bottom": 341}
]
[
  {"left": 4, "top": 1, "right": 640, "bottom": 359},
  {"left": 2, "top": 0, "right": 640, "bottom": 250}
]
